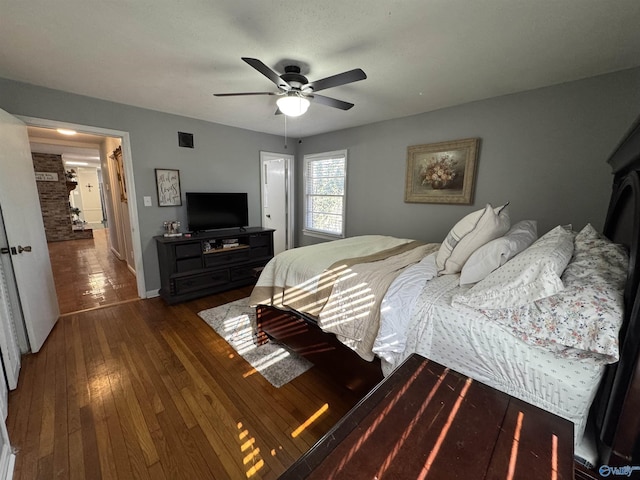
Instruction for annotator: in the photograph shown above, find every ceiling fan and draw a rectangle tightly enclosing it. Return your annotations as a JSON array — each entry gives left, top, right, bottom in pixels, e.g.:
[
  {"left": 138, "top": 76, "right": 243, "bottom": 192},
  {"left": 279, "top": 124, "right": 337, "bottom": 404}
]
[{"left": 214, "top": 57, "right": 367, "bottom": 117}]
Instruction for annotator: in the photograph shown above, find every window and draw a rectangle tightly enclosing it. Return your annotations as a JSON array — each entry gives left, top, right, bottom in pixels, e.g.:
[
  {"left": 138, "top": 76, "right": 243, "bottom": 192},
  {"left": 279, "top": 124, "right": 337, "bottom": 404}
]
[{"left": 303, "top": 150, "right": 347, "bottom": 239}]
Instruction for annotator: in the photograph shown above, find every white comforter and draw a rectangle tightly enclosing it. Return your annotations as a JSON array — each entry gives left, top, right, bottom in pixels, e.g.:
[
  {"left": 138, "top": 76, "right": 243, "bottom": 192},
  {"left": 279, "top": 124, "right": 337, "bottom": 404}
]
[{"left": 373, "top": 253, "right": 439, "bottom": 361}]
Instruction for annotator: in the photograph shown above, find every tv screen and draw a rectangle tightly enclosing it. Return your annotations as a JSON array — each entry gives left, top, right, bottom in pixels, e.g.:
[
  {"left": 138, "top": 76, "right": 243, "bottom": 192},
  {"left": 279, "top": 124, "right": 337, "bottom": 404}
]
[{"left": 186, "top": 192, "right": 249, "bottom": 232}]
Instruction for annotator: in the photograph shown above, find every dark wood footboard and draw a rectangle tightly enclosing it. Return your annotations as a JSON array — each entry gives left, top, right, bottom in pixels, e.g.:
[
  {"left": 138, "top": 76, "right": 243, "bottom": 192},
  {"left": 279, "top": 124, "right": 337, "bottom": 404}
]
[{"left": 256, "top": 304, "right": 383, "bottom": 395}]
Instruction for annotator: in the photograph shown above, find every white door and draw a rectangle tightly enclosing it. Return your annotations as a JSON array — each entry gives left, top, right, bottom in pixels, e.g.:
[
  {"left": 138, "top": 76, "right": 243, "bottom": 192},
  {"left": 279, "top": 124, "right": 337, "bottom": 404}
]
[
  {"left": 0, "top": 108, "right": 59, "bottom": 353},
  {"left": 260, "top": 152, "right": 294, "bottom": 255},
  {"left": 76, "top": 166, "right": 103, "bottom": 224},
  {"left": 0, "top": 208, "right": 22, "bottom": 389}
]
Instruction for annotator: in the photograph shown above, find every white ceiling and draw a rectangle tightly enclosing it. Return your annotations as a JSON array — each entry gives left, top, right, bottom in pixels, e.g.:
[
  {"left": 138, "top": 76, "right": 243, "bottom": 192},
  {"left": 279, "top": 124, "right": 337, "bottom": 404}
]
[
  {"left": 27, "top": 126, "right": 103, "bottom": 167},
  {"left": 2, "top": 1, "right": 640, "bottom": 138}
]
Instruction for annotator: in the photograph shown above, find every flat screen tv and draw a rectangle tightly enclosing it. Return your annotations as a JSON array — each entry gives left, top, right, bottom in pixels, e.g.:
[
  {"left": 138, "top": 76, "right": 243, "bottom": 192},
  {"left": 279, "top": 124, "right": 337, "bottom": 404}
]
[{"left": 186, "top": 192, "right": 249, "bottom": 232}]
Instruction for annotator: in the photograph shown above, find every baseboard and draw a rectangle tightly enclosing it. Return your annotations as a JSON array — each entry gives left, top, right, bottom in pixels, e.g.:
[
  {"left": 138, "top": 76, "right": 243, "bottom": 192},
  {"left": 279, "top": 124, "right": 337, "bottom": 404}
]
[
  {"left": 110, "top": 246, "right": 123, "bottom": 260},
  {"left": 146, "top": 289, "right": 160, "bottom": 298}
]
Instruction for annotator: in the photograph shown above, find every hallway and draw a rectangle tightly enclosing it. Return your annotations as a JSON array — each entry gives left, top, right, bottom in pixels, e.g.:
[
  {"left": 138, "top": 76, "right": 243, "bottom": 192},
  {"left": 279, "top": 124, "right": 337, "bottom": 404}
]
[{"left": 48, "top": 229, "right": 138, "bottom": 314}]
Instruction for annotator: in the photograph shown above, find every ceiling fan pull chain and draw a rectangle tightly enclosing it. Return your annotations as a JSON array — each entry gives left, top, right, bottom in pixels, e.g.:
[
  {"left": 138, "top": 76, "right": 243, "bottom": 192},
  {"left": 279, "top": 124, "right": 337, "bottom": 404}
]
[{"left": 284, "top": 114, "right": 288, "bottom": 149}]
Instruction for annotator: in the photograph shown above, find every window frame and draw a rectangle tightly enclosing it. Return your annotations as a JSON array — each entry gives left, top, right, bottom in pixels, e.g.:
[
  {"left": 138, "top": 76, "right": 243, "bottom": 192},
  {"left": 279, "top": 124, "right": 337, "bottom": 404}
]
[{"left": 302, "top": 149, "right": 348, "bottom": 240}]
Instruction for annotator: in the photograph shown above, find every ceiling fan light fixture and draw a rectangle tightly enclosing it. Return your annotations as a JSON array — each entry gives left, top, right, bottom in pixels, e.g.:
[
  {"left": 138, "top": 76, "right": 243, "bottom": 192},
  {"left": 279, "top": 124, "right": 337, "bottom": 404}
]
[{"left": 276, "top": 94, "right": 310, "bottom": 117}]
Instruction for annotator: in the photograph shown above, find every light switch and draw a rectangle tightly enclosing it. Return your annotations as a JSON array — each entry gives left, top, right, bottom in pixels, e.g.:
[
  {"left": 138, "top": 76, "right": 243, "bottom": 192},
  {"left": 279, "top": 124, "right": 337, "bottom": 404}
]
[{"left": 143, "top": 196, "right": 152, "bottom": 207}]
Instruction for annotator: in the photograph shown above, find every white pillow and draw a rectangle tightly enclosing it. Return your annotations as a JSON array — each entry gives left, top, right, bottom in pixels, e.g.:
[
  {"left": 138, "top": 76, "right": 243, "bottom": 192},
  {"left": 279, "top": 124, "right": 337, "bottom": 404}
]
[
  {"left": 459, "top": 220, "right": 538, "bottom": 285},
  {"left": 436, "top": 203, "right": 510, "bottom": 275},
  {"left": 453, "top": 225, "right": 574, "bottom": 308}
]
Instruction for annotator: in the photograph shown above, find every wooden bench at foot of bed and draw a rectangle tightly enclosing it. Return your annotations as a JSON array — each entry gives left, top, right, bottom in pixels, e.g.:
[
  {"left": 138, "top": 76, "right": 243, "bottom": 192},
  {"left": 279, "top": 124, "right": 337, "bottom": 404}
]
[
  {"left": 256, "top": 304, "right": 383, "bottom": 395},
  {"left": 281, "top": 353, "right": 575, "bottom": 480}
]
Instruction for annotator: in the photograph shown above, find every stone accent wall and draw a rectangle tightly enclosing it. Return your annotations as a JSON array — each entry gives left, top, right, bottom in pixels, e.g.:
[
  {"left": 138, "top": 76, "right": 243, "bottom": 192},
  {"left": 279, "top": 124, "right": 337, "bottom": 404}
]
[{"left": 31, "top": 153, "right": 75, "bottom": 242}]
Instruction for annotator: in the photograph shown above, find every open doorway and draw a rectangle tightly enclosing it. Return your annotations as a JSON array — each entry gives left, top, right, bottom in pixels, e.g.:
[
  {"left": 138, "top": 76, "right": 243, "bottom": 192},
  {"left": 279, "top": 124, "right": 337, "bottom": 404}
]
[
  {"left": 260, "top": 151, "right": 294, "bottom": 255},
  {"left": 26, "top": 125, "right": 140, "bottom": 314}
]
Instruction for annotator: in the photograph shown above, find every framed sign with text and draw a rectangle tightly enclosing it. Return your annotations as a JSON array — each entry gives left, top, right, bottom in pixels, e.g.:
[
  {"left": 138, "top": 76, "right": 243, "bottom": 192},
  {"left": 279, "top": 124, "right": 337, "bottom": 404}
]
[{"left": 155, "top": 168, "right": 182, "bottom": 206}]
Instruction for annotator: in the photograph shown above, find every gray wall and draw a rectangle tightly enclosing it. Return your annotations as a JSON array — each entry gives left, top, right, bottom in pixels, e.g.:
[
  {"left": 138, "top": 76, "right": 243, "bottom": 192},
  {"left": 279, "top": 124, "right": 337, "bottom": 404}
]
[
  {"left": 1, "top": 67, "right": 639, "bottom": 293},
  {"left": 297, "top": 67, "right": 640, "bottom": 246},
  {"left": 0, "top": 78, "right": 288, "bottom": 293}
]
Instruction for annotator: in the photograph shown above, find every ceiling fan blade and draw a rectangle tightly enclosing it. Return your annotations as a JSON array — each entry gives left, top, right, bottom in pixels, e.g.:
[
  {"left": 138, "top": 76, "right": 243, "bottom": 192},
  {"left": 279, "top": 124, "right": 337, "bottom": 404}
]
[
  {"left": 242, "top": 57, "right": 291, "bottom": 90},
  {"left": 308, "top": 94, "right": 354, "bottom": 110},
  {"left": 213, "top": 92, "right": 278, "bottom": 97},
  {"left": 304, "top": 68, "right": 366, "bottom": 92}
]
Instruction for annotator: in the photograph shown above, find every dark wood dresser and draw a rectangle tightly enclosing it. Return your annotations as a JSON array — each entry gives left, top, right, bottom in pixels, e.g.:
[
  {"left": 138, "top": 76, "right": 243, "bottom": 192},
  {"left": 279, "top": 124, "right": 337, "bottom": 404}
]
[
  {"left": 282, "top": 353, "right": 574, "bottom": 479},
  {"left": 155, "top": 227, "right": 274, "bottom": 304}
]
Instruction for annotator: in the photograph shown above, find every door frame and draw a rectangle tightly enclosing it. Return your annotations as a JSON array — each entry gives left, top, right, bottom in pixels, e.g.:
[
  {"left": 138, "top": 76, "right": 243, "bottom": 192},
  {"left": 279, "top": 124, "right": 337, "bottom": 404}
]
[
  {"left": 18, "top": 116, "right": 147, "bottom": 299},
  {"left": 260, "top": 151, "right": 294, "bottom": 251}
]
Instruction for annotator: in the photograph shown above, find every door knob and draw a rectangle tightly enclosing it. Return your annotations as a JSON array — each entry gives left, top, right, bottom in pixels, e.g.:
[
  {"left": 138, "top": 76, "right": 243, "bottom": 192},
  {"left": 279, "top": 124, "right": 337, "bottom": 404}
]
[{"left": 18, "top": 245, "right": 32, "bottom": 253}]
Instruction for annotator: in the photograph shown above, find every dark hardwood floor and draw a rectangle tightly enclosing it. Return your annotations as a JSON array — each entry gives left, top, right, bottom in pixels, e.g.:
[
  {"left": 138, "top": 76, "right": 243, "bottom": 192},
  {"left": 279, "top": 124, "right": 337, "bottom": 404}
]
[
  {"left": 7, "top": 286, "right": 362, "bottom": 479},
  {"left": 47, "top": 229, "right": 138, "bottom": 315}
]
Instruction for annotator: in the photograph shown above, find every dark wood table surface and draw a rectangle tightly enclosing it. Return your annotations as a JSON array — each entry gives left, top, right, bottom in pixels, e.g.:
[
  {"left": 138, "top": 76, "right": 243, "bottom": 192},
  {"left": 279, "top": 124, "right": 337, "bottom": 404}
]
[{"left": 281, "top": 353, "right": 574, "bottom": 479}]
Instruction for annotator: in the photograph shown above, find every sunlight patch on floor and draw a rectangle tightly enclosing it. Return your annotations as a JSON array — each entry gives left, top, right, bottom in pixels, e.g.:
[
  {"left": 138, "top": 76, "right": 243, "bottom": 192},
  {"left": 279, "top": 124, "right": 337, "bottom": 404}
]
[{"left": 291, "top": 403, "right": 329, "bottom": 438}]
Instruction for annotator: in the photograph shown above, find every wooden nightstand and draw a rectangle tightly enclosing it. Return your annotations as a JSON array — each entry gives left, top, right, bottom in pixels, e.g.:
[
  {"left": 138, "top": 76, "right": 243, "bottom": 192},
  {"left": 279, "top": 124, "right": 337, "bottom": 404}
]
[{"left": 282, "top": 353, "right": 574, "bottom": 479}]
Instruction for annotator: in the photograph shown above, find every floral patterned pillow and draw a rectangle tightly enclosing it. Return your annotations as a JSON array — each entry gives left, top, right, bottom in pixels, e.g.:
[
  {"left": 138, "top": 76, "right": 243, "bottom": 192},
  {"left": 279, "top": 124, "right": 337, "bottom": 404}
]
[{"left": 478, "top": 224, "right": 628, "bottom": 362}]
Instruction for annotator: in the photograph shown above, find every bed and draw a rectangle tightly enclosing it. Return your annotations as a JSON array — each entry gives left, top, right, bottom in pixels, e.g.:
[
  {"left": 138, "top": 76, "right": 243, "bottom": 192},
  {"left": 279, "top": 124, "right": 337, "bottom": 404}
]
[{"left": 249, "top": 114, "right": 640, "bottom": 471}]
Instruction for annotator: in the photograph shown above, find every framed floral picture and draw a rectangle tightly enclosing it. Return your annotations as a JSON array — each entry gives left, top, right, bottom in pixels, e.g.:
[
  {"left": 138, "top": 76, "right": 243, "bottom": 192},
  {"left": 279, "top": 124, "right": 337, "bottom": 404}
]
[{"left": 405, "top": 138, "right": 480, "bottom": 204}]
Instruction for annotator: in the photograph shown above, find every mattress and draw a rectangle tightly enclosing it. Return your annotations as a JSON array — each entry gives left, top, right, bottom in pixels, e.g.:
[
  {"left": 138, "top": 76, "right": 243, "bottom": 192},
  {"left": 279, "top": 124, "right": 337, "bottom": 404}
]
[{"left": 374, "top": 253, "right": 606, "bottom": 446}]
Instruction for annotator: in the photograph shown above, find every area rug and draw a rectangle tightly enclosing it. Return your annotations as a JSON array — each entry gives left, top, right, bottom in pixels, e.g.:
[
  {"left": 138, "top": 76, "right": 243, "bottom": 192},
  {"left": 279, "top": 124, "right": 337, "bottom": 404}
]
[{"left": 197, "top": 298, "right": 313, "bottom": 388}]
